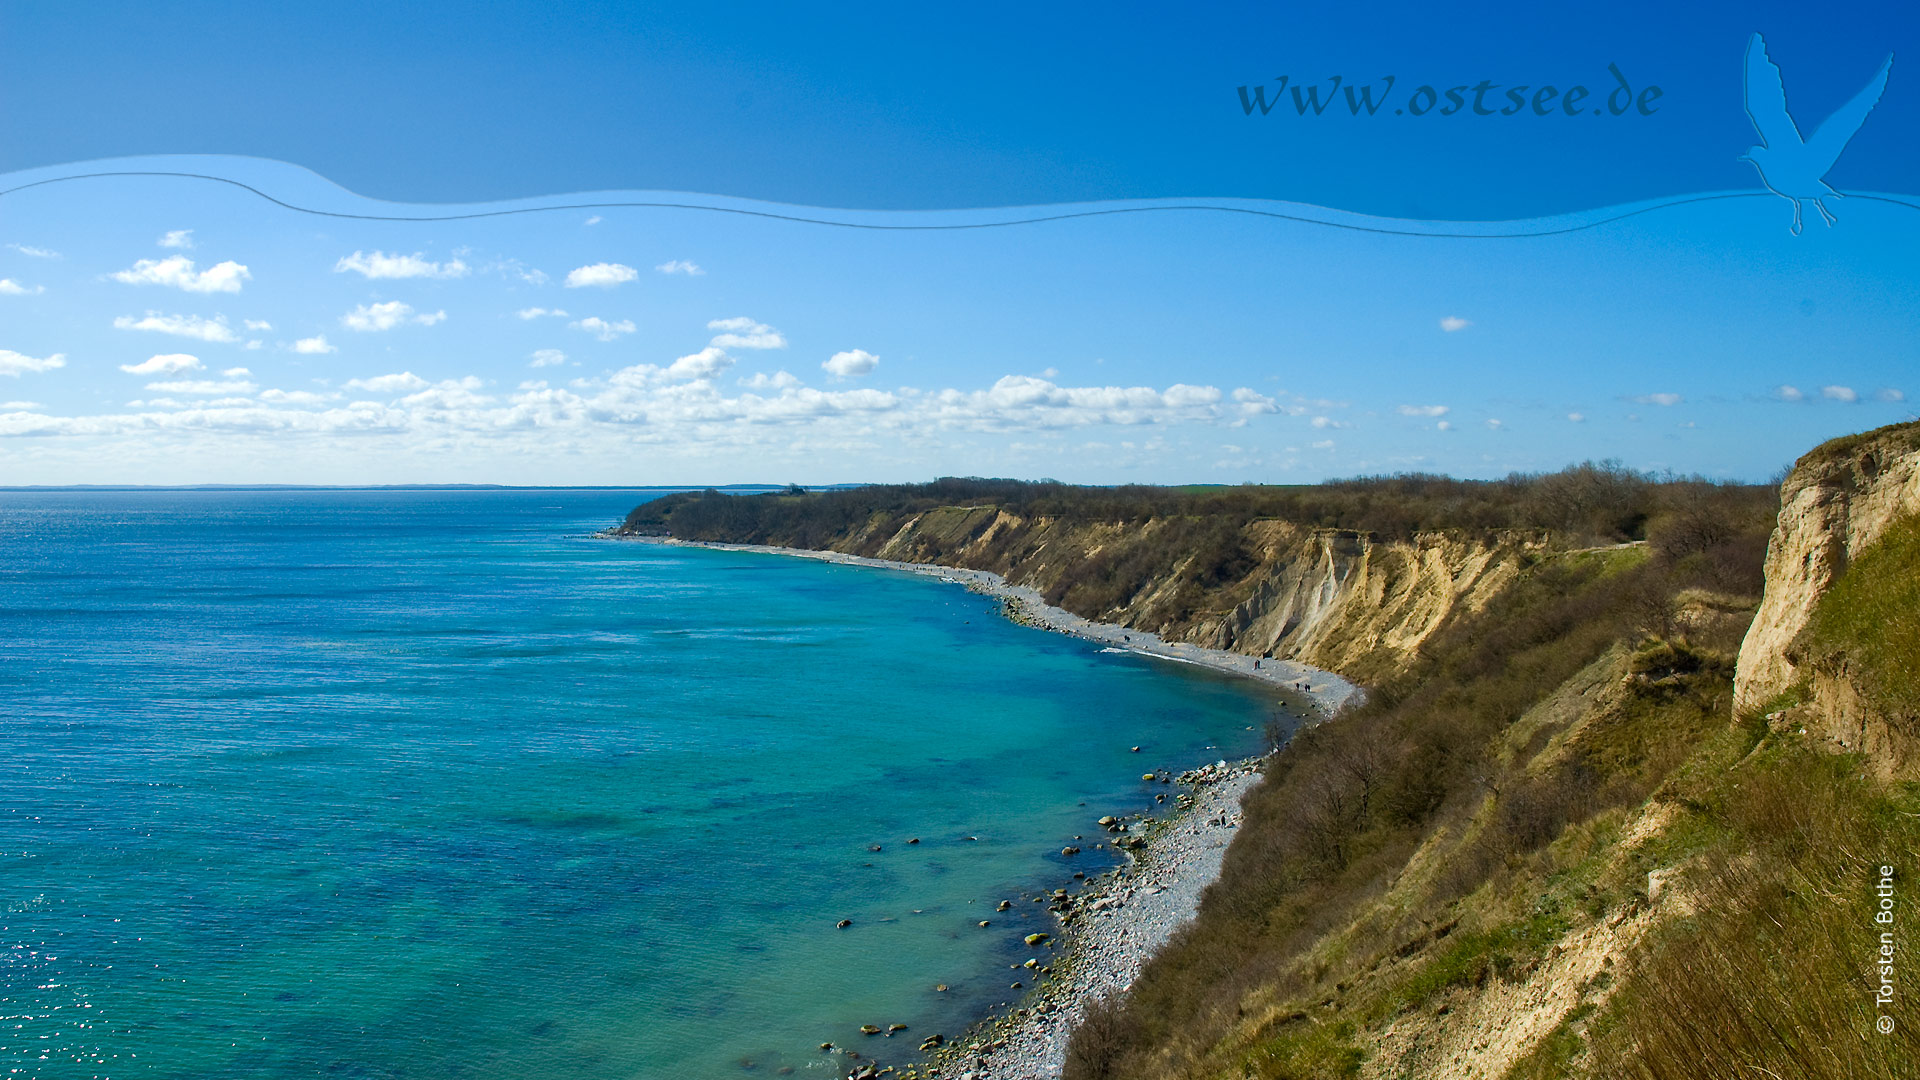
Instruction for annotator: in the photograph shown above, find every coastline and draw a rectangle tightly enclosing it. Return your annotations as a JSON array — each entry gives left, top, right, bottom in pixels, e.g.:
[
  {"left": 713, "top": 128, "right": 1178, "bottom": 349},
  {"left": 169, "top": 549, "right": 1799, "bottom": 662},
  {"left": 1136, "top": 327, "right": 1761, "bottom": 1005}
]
[
  {"left": 610, "top": 535, "right": 1361, "bottom": 1079},
  {"left": 619, "top": 536, "right": 1360, "bottom": 721}
]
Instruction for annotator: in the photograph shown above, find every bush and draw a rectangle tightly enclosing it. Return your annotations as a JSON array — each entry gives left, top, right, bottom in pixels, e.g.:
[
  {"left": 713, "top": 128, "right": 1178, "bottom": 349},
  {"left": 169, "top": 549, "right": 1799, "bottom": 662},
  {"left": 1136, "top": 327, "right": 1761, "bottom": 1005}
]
[{"left": 1063, "top": 995, "right": 1129, "bottom": 1080}]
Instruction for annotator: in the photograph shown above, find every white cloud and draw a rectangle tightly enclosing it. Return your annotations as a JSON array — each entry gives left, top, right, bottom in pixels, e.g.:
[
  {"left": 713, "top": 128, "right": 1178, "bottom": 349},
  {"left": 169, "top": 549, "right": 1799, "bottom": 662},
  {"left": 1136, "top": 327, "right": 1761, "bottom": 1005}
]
[
  {"left": 822, "top": 349, "right": 879, "bottom": 378},
  {"left": 668, "top": 347, "right": 733, "bottom": 380},
  {"left": 0, "top": 349, "right": 65, "bottom": 376},
  {"left": 1877, "top": 388, "right": 1906, "bottom": 402},
  {"left": 293, "top": 334, "right": 337, "bottom": 354},
  {"left": 344, "top": 372, "right": 430, "bottom": 393},
  {"left": 342, "top": 301, "right": 443, "bottom": 332},
  {"left": 1777, "top": 384, "right": 1807, "bottom": 402},
  {"left": 1631, "top": 393, "right": 1682, "bottom": 406},
  {"left": 585, "top": 215, "right": 603, "bottom": 226},
  {"left": 740, "top": 371, "right": 801, "bottom": 390},
  {"left": 565, "top": 263, "right": 639, "bottom": 288},
  {"left": 708, "top": 317, "right": 787, "bottom": 350},
  {"left": 1231, "top": 388, "right": 1278, "bottom": 417},
  {"left": 570, "top": 316, "right": 636, "bottom": 341},
  {"left": 259, "top": 389, "right": 336, "bottom": 406},
  {"left": 222, "top": 367, "right": 252, "bottom": 377},
  {"left": 915, "top": 376, "right": 1227, "bottom": 429},
  {"left": 1567, "top": 412, "right": 1586, "bottom": 422},
  {"left": 612, "top": 348, "right": 737, "bottom": 387},
  {"left": 1821, "top": 385, "right": 1859, "bottom": 403},
  {"left": 145, "top": 378, "right": 258, "bottom": 395},
  {"left": 516, "top": 307, "right": 569, "bottom": 320},
  {"left": 334, "top": 251, "right": 470, "bottom": 280},
  {"left": 397, "top": 377, "right": 492, "bottom": 411},
  {"left": 0, "top": 366, "right": 1289, "bottom": 447},
  {"left": 1439, "top": 316, "right": 1471, "bottom": 332},
  {"left": 656, "top": 260, "right": 705, "bottom": 276},
  {"left": 0, "top": 279, "right": 44, "bottom": 295},
  {"left": 114, "top": 312, "right": 240, "bottom": 343},
  {"left": 1486, "top": 418, "right": 1503, "bottom": 429},
  {"left": 7, "top": 244, "right": 58, "bottom": 259},
  {"left": 1162, "top": 384, "right": 1222, "bottom": 407},
  {"left": 1436, "top": 420, "right": 1453, "bottom": 431},
  {"left": 1397, "top": 404, "right": 1450, "bottom": 417},
  {"left": 112, "top": 255, "right": 252, "bottom": 294},
  {"left": 159, "top": 230, "right": 194, "bottom": 249},
  {"left": 343, "top": 302, "right": 409, "bottom": 332},
  {"left": 1311, "top": 439, "right": 1336, "bottom": 450},
  {"left": 0, "top": 401, "right": 42, "bottom": 410},
  {"left": 119, "top": 353, "right": 203, "bottom": 376},
  {"left": 530, "top": 348, "right": 567, "bottom": 368},
  {"left": 243, "top": 319, "right": 272, "bottom": 331}
]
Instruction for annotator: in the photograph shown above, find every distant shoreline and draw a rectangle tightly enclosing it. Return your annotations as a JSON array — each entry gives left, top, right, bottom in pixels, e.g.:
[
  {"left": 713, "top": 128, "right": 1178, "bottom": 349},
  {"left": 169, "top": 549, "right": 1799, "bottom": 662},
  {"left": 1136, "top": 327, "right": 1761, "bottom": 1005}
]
[{"left": 603, "top": 534, "right": 1363, "bottom": 1079}]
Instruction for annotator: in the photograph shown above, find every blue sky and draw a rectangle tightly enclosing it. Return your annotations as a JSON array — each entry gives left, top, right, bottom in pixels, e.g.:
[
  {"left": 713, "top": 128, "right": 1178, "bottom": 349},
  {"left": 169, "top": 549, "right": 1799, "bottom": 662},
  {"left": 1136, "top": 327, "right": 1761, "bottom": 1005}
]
[{"left": 0, "top": 4, "right": 1914, "bottom": 485}]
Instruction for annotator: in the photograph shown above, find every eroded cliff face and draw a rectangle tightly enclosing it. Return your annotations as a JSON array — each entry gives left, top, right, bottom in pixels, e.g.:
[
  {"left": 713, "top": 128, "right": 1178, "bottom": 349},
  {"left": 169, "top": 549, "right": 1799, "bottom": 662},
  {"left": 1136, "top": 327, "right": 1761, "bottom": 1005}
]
[
  {"left": 1735, "top": 421, "right": 1920, "bottom": 771},
  {"left": 1185, "top": 521, "right": 1524, "bottom": 681},
  {"left": 798, "top": 507, "right": 1531, "bottom": 685}
]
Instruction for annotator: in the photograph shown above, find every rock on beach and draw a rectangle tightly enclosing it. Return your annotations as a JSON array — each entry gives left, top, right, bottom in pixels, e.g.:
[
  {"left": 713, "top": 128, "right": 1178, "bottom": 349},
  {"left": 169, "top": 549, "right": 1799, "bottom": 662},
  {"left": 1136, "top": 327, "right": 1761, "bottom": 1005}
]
[{"left": 929, "top": 761, "right": 1262, "bottom": 1080}]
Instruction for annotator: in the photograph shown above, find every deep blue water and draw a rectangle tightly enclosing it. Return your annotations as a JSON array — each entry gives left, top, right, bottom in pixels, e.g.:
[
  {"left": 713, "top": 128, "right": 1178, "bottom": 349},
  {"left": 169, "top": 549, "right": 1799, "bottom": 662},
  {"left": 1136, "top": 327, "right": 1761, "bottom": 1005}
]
[{"left": 0, "top": 490, "right": 1277, "bottom": 1078}]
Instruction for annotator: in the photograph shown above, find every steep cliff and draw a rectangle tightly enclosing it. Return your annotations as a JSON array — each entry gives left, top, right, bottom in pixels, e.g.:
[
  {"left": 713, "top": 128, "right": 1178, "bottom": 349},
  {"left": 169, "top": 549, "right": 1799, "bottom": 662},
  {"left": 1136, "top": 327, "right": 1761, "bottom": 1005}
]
[
  {"left": 1734, "top": 420, "right": 1920, "bottom": 773},
  {"left": 622, "top": 468, "right": 1762, "bottom": 689},
  {"left": 663, "top": 502, "right": 1535, "bottom": 686}
]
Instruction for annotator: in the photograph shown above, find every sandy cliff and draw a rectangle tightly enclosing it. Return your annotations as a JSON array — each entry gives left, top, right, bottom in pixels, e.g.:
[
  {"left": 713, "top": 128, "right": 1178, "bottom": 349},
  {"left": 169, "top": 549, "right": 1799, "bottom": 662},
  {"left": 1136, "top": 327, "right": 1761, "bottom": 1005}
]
[
  {"left": 790, "top": 506, "right": 1532, "bottom": 686},
  {"left": 1734, "top": 421, "right": 1920, "bottom": 771}
]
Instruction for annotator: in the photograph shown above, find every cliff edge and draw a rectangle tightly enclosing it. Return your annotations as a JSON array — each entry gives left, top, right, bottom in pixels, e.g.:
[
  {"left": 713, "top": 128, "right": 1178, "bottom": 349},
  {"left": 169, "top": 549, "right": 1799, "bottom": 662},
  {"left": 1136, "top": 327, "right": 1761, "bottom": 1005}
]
[{"left": 1734, "top": 420, "right": 1920, "bottom": 772}]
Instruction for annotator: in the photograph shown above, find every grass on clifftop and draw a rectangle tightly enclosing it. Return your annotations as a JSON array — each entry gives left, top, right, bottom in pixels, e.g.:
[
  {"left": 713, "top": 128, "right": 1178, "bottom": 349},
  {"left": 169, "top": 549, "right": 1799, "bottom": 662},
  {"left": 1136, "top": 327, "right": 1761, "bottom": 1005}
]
[
  {"left": 1794, "top": 417, "right": 1920, "bottom": 471},
  {"left": 1805, "top": 510, "right": 1920, "bottom": 715}
]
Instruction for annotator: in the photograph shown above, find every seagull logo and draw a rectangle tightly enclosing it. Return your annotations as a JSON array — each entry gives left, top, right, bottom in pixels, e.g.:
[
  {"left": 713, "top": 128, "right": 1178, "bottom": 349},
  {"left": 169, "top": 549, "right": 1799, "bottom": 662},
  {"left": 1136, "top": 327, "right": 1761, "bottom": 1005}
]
[{"left": 1742, "top": 33, "right": 1894, "bottom": 234}]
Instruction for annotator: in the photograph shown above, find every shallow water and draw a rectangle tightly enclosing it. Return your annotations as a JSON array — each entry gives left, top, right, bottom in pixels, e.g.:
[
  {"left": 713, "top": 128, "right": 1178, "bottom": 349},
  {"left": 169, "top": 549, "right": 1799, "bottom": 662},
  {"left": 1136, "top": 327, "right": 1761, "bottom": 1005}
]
[{"left": 0, "top": 489, "right": 1279, "bottom": 1078}]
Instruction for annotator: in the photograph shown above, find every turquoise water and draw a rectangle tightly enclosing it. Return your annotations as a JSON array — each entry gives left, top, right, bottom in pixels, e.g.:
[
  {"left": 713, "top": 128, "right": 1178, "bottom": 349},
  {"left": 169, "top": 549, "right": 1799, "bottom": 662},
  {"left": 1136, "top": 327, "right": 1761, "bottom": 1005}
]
[{"left": 0, "top": 490, "right": 1279, "bottom": 1079}]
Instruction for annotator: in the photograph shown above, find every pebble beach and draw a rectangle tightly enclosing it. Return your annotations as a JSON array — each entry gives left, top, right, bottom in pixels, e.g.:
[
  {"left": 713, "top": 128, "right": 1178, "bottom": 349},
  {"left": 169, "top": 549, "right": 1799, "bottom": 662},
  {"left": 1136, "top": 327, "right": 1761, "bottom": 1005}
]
[{"left": 928, "top": 760, "right": 1263, "bottom": 1080}]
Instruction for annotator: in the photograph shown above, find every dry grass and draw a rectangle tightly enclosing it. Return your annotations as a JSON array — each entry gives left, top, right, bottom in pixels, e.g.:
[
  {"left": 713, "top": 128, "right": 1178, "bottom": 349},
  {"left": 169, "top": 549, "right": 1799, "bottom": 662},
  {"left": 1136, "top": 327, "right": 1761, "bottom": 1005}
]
[
  {"left": 1589, "top": 741, "right": 1920, "bottom": 1078},
  {"left": 1062, "top": 505, "right": 1770, "bottom": 1079}
]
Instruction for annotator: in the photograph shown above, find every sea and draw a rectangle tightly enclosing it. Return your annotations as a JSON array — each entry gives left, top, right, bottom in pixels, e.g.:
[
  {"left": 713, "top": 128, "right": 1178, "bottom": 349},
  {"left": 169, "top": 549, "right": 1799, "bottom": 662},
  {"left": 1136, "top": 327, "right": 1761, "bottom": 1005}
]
[{"left": 0, "top": 489, "right": 1281, "bottom": 1079}]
